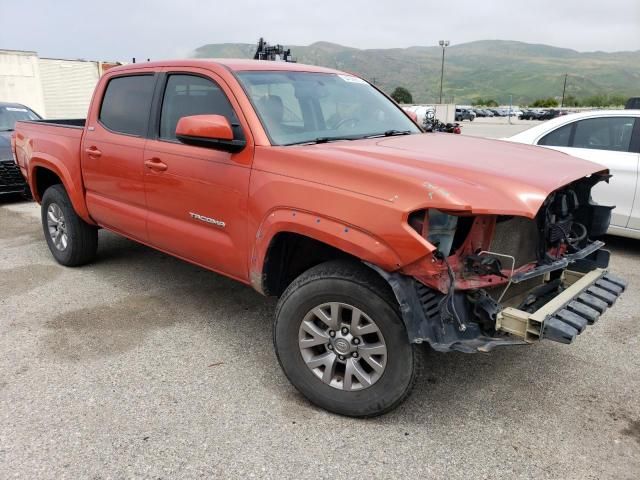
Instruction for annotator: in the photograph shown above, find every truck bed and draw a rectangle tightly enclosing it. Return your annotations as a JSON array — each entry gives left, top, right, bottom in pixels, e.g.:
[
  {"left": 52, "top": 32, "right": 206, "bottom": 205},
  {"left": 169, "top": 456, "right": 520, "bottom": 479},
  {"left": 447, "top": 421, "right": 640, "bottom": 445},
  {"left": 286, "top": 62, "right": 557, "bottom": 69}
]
[
  {"left": 13, "top": 119, "right": 86, "bottom": 211},
  {"left": 19, "top": 118, "right": 86, "bottom": 129}
]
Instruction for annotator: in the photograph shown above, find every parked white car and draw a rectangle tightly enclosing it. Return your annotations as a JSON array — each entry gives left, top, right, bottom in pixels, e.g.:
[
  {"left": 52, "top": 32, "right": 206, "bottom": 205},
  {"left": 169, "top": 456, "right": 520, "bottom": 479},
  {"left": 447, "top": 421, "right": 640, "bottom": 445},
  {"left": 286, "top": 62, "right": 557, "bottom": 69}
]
[{"left": 508, "top": 110, "right": 640, "bottom": 239}]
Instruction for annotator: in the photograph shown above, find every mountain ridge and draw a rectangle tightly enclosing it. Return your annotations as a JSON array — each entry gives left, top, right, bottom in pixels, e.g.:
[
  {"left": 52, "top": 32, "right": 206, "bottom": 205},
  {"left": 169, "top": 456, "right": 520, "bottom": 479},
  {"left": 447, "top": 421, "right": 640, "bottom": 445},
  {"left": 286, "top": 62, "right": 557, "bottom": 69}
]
[{"left": 192, "top": 40, "right": 640, "bottom": 103}]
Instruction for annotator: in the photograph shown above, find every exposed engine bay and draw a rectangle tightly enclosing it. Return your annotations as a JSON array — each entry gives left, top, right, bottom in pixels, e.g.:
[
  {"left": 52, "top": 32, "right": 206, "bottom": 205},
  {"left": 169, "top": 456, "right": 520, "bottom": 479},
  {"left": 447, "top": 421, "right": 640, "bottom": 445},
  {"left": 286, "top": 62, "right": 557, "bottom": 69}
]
[{"left": 373, "top": 173, "right": 627, "bottom": 353}]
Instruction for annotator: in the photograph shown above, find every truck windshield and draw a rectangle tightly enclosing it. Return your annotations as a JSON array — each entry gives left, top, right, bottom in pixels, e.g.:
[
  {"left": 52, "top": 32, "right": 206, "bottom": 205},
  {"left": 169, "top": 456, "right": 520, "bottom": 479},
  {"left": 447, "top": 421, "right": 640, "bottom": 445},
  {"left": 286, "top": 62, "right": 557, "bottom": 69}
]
[
  {"left": 0, "top": 106, "right": 40, "bottom": 131},
  {"left": 236, "top": 71, "right": 420, "bottom": 145}
]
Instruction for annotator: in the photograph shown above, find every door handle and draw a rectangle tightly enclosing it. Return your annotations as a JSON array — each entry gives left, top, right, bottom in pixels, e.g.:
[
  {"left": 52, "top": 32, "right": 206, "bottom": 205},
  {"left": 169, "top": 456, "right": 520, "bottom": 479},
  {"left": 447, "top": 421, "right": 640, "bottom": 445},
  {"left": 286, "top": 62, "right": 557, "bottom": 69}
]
[
  {"left": 144, "top": 158, "right": 168, "bottom": 172},
  {"left": 85, "top": 146, "right": 102, "bottom": 158}
]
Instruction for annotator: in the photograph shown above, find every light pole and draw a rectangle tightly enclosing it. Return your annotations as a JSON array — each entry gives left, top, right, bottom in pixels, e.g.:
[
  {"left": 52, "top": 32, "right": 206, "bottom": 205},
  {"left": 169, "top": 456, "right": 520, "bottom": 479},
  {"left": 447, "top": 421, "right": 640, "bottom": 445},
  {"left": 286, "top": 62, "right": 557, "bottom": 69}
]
[
  {"left": 438, "top": 40, "right": 450, "bottom": 104},
  {"left": 561, "top": 73, "right": 568, "bottom": 107}
]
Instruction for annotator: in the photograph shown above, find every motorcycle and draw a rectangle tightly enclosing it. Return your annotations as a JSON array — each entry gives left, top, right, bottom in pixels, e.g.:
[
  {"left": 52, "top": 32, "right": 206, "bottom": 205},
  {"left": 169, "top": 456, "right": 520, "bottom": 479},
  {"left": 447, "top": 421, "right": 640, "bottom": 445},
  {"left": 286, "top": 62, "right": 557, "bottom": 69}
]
[{"left": 423, "top": 110, "right": 461, "bottom": 134}]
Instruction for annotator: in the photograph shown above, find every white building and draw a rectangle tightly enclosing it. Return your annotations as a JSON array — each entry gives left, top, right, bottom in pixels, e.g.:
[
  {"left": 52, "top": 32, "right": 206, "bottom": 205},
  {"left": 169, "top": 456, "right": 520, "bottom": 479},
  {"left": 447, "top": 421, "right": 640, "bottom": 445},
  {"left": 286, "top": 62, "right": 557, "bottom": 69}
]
[{"left": 0, "top": 49, "right": 122, "bottom": 119}]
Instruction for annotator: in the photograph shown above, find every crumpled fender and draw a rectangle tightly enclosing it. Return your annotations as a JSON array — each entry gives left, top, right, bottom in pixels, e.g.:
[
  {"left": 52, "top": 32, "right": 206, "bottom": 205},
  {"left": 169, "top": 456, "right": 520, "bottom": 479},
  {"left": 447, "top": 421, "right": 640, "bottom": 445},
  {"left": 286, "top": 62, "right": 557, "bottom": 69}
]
[{"left": 249, "top": 208, "right": 403, "bottom": 293}]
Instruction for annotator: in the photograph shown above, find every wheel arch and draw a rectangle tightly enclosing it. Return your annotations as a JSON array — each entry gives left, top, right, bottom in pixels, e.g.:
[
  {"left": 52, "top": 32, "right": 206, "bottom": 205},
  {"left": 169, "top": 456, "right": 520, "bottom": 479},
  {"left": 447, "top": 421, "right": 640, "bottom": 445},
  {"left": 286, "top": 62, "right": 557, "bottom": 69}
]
[
  {"left": 250, "top": 208, "right": 402, "bottom": 296},
  {"left": 28, "top": 156, "right": 93, "bottom": 224}
]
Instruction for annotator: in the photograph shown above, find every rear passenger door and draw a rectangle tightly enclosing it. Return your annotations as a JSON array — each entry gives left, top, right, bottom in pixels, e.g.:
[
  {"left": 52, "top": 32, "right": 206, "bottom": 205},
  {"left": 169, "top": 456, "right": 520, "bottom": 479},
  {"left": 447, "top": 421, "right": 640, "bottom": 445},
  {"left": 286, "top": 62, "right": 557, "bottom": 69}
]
[
  {"left": 142, "top": 69, "right": 253, "bottom": 281},
  {"left": 538, "top": 116, "right": 639, "bottom": 228},
  {"left": 82, "top": 72, "right": 157, "bottom": 241}
]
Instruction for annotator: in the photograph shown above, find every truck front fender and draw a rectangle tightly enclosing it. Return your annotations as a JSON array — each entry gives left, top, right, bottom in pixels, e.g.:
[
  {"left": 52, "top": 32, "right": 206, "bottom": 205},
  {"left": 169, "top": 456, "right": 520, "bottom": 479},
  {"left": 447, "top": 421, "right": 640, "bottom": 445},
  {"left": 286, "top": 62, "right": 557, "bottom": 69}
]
[{"left": 249, "top": 208, "right": 403, "bottom": 293}]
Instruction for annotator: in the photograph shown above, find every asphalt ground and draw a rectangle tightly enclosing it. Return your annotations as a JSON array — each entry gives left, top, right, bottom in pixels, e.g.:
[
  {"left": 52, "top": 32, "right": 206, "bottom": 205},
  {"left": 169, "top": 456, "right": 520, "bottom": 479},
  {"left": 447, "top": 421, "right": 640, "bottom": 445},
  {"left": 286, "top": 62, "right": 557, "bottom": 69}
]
[{"left": 1, "top": 123, "right": 639, "bottom": 478}]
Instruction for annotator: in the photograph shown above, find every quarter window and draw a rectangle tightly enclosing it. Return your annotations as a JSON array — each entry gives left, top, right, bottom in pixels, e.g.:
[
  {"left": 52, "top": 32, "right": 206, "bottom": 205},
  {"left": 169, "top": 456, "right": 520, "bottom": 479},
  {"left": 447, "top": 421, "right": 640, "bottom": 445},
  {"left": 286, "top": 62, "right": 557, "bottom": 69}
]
[
  {"left": 538, "top": 123, "right": 572, "bottom": 147},
  {"left": 99, "top": 75, "right": 155, "bottom": 136},
  {"left": 159, "top": 74, "right": 236, "bottom": 140}
]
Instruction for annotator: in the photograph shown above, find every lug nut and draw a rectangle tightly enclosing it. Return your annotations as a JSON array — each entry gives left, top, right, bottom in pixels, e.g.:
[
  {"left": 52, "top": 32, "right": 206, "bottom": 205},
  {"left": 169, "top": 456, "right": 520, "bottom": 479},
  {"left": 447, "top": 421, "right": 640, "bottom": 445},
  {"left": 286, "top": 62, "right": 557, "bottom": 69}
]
[
  {"left": 339, "top": 355, "right": 345, "bottom": 361},
  {"left": 327, "top": 344, "right": 333, "bottom": 350},
  {"left": 352, "top": 352, "right": 358, "bottom": 358},
  {"left": 329, "top": 330, "right": 336, "bottom": 337},
  {"left": 341, "top": 327, "right": 349, "bottom": 335},
  {"left": 353, "top": 338, "right": 360, "bottom": 345}
]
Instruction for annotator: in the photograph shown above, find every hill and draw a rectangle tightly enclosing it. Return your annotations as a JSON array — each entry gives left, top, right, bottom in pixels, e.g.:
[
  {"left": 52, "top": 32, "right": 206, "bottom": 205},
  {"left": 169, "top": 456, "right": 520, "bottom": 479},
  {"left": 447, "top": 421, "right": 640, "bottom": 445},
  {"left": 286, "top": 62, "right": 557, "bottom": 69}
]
[{"left": 192, "top": 40, "right": 640, "bottom": 104}]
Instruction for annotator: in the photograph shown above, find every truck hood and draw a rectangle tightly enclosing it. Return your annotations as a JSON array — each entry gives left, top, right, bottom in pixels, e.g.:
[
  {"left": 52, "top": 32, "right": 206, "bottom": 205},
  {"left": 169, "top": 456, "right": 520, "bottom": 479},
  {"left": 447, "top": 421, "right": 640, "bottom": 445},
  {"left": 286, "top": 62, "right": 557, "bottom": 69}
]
[{"left": 260, "top": 133, "right": 607, "bottom": 218}]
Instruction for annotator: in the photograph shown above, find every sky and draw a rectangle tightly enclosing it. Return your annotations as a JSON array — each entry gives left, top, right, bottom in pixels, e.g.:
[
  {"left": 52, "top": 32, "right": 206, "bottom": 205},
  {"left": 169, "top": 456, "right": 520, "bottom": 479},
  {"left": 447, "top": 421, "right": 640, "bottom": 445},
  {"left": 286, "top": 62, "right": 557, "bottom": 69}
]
[{"left": 1, "top": 0, "right": 639, "bottom": 61}]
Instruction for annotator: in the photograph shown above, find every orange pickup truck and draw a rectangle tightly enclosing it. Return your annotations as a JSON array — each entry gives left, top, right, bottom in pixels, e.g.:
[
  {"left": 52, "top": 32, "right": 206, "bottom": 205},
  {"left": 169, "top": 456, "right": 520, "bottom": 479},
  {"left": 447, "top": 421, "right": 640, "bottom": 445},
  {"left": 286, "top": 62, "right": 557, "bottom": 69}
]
[{"left": 13, "top": 59, "right": 626, "bottom": 417}]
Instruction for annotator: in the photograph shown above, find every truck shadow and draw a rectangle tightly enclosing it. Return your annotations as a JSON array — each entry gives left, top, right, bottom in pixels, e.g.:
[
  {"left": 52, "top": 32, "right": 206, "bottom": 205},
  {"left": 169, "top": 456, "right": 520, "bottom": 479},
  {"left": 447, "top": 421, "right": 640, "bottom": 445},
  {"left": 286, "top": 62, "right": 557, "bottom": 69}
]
[
  {"left": 77, "top": 230, "right": 624, "bottom": 426},
  {"left": 0, "top": 193, "right": 32, "bottom": 205},
  {"left": 602, "top": 234, "right": 640, "bottom": 256}
]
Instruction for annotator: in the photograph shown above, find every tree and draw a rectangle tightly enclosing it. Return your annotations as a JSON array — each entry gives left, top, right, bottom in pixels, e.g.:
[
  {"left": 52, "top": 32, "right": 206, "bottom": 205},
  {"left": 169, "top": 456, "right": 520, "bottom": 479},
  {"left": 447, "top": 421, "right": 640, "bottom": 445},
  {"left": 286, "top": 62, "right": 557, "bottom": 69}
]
[
  {"left": 563, "top": 95, "right": 579, "bottom": 107},
  {"left": 471, "top": 98, "right": 498, "bottom": 107},
  {"left": 532, "top": 97, "right": 559, "bottom": 108},
  {"left": 391, "top": 87, "right": 413, "bottom": 104}
]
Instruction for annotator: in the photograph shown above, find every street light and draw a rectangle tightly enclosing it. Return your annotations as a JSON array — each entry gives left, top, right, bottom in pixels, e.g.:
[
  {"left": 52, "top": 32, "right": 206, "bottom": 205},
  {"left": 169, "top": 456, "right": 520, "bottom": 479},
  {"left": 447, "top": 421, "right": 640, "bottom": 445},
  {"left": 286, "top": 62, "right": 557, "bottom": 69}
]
[{"left": 438, "top": 40, "right": 450, "bottom": 104}]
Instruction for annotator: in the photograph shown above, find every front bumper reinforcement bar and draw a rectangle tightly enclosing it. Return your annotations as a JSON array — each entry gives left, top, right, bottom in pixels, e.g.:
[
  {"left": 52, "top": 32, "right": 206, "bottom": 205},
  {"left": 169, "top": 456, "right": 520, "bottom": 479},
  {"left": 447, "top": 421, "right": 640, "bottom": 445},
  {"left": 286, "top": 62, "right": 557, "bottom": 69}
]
[{"left": 496, "top": 269, "right": 627, "bottom": 344}]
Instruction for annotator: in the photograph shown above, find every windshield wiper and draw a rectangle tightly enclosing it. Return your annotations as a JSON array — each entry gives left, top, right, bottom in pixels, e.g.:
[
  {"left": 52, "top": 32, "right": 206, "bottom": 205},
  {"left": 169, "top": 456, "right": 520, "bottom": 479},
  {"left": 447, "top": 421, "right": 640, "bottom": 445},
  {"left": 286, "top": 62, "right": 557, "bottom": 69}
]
[
  {"left": 285, "top": 136, "right": 358, "bottom": 146},
  {"left": 361, "top": 130, "right": 413, "bottom": 139},
  {"left": 285, "top": 130, "right": 412, "bottom": 146}
]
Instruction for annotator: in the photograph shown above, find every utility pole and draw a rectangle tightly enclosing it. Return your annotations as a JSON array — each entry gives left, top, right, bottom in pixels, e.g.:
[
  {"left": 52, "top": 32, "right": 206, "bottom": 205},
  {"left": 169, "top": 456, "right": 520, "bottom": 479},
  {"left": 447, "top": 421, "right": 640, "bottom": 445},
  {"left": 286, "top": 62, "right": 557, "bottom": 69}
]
[
  {"left": 561, "top": 74, "right": 568, "bottom": 107},
  {"left": 438, "top": 40, "right": 450, "bottom": 104},
  {"left": 508, "top": 94, "right": 513, "bottom": 125}
]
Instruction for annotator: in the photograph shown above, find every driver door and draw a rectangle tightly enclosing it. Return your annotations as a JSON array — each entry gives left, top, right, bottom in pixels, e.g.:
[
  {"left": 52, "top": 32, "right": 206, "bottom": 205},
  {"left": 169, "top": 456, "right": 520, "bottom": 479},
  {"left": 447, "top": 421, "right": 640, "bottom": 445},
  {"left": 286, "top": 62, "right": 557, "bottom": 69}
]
[{"left": 143, "top": 69, "right": 253, "bottom": 280}]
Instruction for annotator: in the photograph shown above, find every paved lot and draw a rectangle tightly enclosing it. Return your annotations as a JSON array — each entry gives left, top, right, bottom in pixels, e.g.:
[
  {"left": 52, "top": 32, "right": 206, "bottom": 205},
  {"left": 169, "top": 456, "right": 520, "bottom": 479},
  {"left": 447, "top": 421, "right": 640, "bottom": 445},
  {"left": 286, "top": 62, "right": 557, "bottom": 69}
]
[
  {"left": 460, "top": 116, "right": 543, "bottom": 139},
  {"left": 1, "top": 140, "right": 639, "bottom": 478}
]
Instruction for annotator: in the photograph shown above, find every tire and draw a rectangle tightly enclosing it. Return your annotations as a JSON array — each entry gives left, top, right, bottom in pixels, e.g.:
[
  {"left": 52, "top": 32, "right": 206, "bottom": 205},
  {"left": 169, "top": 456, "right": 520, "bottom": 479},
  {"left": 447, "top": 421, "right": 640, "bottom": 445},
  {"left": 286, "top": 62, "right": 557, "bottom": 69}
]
[
  {"left": 41, "top": 184, "right": 98, "bottom": 266},
  {"left": 274, "top": 260, "right": 420, "bottom": 417}
]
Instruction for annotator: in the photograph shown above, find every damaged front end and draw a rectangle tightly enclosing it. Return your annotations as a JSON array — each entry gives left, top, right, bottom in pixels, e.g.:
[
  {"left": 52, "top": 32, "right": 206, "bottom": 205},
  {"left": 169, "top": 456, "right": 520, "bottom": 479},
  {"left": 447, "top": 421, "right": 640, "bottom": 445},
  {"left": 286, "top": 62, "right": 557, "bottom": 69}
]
[{"left": 374, "top": 173, "right": 628, "bottom": 353}]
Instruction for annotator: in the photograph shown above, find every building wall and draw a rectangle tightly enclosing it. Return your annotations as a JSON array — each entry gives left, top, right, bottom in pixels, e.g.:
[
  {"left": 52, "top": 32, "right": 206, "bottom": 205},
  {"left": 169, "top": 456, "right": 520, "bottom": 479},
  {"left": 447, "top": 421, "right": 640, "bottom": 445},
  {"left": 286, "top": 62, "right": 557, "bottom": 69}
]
[
  {"left": 39, "top": 58, "right": 100, "bottom": 119},
  {"left": 0, "top": 50, "right": 47, "bottom": 117},
  {"left": 0, "top": 50, "right": 122, "bottom": 119}
]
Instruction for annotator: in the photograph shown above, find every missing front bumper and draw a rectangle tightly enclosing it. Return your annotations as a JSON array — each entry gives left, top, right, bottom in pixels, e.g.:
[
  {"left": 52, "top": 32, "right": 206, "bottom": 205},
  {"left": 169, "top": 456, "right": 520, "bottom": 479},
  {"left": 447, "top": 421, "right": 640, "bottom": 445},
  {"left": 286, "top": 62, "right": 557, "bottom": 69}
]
[
  {"left": 370, "top": 261, "right": 627, "bottom": 353},
  {"left": 496, "top": 269, "right": 627, "bottom": 344}
]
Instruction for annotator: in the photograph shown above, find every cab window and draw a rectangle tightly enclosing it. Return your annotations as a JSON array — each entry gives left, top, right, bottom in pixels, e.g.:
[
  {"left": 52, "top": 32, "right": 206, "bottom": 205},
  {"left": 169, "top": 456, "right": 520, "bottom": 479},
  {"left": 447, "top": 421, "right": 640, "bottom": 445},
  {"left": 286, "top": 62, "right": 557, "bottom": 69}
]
[
  {"left": 159, "top": 74, "right": 236, "bottom": 140},
  {"left": 99, "top": 75, "right": 155, "bottom": 136}
]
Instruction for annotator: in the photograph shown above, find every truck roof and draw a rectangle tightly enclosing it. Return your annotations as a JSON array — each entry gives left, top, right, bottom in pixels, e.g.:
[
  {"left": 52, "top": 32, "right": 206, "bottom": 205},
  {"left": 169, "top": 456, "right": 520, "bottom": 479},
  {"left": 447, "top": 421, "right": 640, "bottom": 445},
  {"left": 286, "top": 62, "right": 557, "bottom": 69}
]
[{"left": 109, "top": 59, "right": 343, "bottom": 75}]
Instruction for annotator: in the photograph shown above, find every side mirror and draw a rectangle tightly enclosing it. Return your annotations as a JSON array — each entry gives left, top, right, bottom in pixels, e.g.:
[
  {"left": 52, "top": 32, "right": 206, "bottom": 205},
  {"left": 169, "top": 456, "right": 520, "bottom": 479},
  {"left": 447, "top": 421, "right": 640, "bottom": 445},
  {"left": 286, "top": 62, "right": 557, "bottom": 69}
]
[{"left": 175, "top": 114, "right": 246, "bottom": 153}]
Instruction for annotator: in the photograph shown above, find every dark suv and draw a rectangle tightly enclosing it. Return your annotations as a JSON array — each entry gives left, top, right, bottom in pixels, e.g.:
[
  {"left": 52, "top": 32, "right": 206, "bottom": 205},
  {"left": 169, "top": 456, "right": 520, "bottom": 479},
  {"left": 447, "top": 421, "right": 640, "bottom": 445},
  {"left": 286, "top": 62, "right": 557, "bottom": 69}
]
[
  {"left": 0, "top": 102, "right": 40, "bottom": 196},
  {"left": 455, "top": 108, "right": 475, "bottom": 121}
]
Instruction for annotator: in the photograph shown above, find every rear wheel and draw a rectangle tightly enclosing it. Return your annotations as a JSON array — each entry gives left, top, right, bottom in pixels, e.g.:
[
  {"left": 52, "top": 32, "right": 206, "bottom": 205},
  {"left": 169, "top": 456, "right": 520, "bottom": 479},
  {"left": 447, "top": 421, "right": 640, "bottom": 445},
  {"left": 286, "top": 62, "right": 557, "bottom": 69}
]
[
  {"left": 274, "top": 260, "right": 420, "bottom": 417},
  {"left": 41, "top": 185, "right": 98, "bottom": 266}
]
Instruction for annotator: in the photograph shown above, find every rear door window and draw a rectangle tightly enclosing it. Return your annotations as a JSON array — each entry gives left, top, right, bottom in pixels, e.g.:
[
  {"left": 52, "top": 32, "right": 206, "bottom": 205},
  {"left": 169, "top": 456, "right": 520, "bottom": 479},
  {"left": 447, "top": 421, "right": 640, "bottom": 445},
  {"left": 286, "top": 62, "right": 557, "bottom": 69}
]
[
  {"left": 572, "top": 117, "right": 635, "bottom": 152},
  {"left": 99, "top": 75, "right": 155, "bottom": 136}
]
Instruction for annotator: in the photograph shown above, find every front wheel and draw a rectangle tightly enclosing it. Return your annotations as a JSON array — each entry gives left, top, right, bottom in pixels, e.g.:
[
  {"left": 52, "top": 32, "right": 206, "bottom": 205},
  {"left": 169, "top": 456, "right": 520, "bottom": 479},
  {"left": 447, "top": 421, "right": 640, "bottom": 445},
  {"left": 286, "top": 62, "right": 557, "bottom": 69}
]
[
  {"left": 274, "top": 260, "right": 420, "bottom": 417},
  {"left": 41, "top": 185, "right": 98, "bottom": 266}
]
